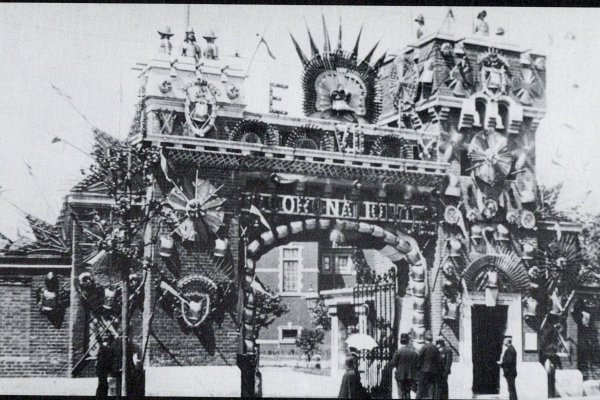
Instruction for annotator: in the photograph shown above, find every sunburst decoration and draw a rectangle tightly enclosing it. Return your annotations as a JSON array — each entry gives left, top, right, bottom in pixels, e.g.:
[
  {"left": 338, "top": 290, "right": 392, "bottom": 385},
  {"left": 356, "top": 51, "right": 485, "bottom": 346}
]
[
  {"left": 535, "top": 235, "right": 584, "bottom": 295},
  {"left": 285, "top": 124, "right": 335, "bottom": 151},
  {"left": 463, "top": 246, "right": 530, "bottom": 292},
  {"left": 165, "top": 172, "right": 225, "bottom": 246},
  {"left": 468, "top": 130, "right": 513, "bottom": 186},
  {"left": 290, "top": 16, "right": 385, "bottom": 124},
  {"left": 512, "top": 68, "right": 544, "bottom": 105},
  {"left": 229, "top": 120, "right": 278, "bottom": 146},
  {"left": 370, "top": 134, "right": 411, "bottom": 159}
]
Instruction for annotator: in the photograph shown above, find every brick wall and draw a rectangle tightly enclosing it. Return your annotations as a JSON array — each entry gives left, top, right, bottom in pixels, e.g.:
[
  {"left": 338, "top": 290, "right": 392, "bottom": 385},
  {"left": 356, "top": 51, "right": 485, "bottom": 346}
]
[{"left": 0, "top": 271, "right": 71, "bottom": 377}]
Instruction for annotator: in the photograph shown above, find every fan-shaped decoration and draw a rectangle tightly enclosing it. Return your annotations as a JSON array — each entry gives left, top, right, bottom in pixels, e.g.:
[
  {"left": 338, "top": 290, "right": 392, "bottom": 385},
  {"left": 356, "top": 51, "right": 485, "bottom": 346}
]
[
  {"left": 229, "top": 120, "right": 278, "bottom": 146},
  {"left": 290, "top": 17, "right": 384, "bottom": 124},
  {"left": 468, "top": 130, "right": 513, "bottom": 186},
  {"left": 286, "top": 125, "right": 335, "bottom": 151},
  {"left": 463, "top": 248, "right": 530, "bottom": 292},
  {"left": 165, "top": 173, "right": 225, "bottom": 245},
  {"left": 535, "top": 235, "right": 584, "bottom": 295},
  {"left": 370, "top": 134, "right": 410, "bottom": 159},
  {"left": 512, "top": 68, "right": 544, "bottom": 105}
]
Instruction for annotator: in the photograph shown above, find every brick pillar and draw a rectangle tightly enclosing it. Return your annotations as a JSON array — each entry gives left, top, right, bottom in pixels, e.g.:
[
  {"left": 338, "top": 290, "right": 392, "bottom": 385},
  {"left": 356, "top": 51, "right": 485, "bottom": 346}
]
[
  {"left": 68, "top": 217, "right": 87, "bottom": 376},
  {"left": 329, "top": 305, "right": 340, "bottom": 377}
]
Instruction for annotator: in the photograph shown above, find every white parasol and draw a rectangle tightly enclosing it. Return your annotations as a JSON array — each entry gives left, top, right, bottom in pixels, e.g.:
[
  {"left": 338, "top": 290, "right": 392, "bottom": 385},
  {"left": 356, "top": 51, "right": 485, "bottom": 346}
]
[{"left": 346, "top": 333, "right": 378, "bottom": 351}]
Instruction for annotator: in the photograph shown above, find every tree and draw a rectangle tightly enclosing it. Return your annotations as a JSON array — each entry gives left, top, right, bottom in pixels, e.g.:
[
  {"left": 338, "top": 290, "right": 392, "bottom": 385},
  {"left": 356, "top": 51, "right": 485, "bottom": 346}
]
[
  {"left": 295, "top": 328, "right": 324, "bottom": 365},
  {"left": 252, "top": 284, "right": 289, "bottom": 339},
  {"left": 309, "top": 296, "right": 331, "bottom": 332}
]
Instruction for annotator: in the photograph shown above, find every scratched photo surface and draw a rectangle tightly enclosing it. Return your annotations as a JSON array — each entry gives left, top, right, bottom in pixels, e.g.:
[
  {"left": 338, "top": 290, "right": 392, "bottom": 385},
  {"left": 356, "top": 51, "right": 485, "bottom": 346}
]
[{"left": 0, "top": 4, "right": 599, "bottom": 398}]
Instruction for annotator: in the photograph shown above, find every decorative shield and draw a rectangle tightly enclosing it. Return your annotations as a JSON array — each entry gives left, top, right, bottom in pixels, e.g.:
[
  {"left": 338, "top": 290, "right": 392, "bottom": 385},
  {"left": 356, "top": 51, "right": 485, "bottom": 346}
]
[{"left": 184, "top": 81, "right": 218, "bottom": 137}]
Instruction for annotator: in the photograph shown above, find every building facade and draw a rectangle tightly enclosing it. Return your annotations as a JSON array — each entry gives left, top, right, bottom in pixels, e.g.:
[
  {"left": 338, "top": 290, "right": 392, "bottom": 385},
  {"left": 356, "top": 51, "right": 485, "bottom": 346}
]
[{"left": 1, "top": 11, "right": 599, "bottom": 399}]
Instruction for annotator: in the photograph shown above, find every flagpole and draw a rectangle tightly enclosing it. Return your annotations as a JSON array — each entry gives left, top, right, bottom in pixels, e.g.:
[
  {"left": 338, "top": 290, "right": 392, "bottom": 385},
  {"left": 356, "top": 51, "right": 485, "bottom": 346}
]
[
  {"left": 51, "top": 135, "right": 92, "bottom": 158},
  {"left": 245, "top": 27, "right": 268, "bottom": 77}
]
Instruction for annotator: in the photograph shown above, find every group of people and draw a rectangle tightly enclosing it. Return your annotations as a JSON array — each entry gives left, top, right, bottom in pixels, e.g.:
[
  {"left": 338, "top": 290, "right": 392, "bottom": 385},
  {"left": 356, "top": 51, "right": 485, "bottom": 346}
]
[
  {"left": 391, "top": 331, "right": 452, "bottom": 400},
  {"left": 96, "top": 333, "right": 144, "bottom": 397}
]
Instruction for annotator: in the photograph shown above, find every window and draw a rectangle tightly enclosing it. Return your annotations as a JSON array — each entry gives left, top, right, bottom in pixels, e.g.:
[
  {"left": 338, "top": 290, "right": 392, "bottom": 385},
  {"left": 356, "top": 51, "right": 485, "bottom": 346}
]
[
  {"left": 336, "top": 255, "right": 351, "bottom": 274},
  {"left": 321, "top": 252, "right": 353, "bottom": 275},
  {"left": 323, "top": 256, "right": 331, "bottom": 272},
  {"left": 279, "top": 326, "right": 302, "bottom": 343},
  {"left": 281, "top": 246, "right": 301, "bottom": 293}
]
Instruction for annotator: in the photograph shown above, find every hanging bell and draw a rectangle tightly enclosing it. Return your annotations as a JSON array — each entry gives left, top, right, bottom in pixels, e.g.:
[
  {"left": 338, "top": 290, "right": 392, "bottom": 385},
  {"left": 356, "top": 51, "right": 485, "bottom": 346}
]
[
  {"left": 443, "top": 298, "right": 459, "bottom": 321},
  {"left": 412, "top": 265, "right": 425, "bottom": 282},
  {"left": 520, "top": 210, "right": 536, "bottom": 229},
  {"left": 449, "top": 239, "right": 462, "bottom": 257},
  {"left": 444, "top": 205, "right": 460, "bottom": 225},
  {"left": 523, "top": 297, "right": 538, "bottom": 319},
  {"left": 159, "top": 235, "right": 174, "bottom": 257},
  {"left": 412, "top": 281, "right": 426, "bottom": 297},
  {"left": 413, "top": 296, "right": 426, "bottom": 312},
  {"left": 521, "top": 243, "right": 534, "bottom": 260},
  {"left": 214, "top": 239, "right": 228, "bottom": 258},
  {"left": 445, "top": 174, "right": 462, "bottom": 197},
  {"left": 495, "top": 224, "right": 510, "bottom": 242}
]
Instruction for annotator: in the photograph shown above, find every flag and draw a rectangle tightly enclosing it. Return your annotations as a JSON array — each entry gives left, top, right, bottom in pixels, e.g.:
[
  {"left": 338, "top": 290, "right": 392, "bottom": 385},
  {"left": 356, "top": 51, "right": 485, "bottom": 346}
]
[
  {"left": 249, "top": 204, "right": 272, "bottom": 232},
  {"left": 259, "top": 37, "right": 277, "bottom": 60},
  {"left": 160, "top": 149, "right": 176, "bottom": 186},
  {"left": 51, "top": 136, "right": 61, "bottom": 144}
]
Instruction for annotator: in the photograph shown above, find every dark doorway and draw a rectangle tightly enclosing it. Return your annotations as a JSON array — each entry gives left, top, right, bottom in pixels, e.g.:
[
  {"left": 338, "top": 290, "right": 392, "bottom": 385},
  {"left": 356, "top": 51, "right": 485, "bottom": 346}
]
[{"left": 472, "top": 304, "right": 508, "bottom": 394}]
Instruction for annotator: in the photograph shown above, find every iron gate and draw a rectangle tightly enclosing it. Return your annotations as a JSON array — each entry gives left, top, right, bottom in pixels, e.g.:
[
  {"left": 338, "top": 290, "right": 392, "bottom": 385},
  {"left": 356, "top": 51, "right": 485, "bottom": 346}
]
[{"left": 352, "top": 276, "right": 398, "bottom": 398}]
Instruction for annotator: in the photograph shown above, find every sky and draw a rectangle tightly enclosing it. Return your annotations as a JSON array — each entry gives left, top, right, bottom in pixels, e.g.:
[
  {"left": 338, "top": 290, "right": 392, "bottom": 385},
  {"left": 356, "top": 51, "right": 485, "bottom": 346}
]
[{"left": 0, "top": 4, "right": 599, "bottom": 240}]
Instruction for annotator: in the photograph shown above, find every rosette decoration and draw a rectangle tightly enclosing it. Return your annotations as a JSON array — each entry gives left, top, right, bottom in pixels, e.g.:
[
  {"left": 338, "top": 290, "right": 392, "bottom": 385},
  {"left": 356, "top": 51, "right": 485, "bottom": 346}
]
[
  {"left": 370, "top": 134, "right": 411, "bottom": 159},
  {"left": 468, "top": 130, "right": 513, "bottom": 186},
  {"left": 285, "top": 124, "right": 335, "bottom": 151},
  {"left": 534, "top": 235, "right": 583, "bottom": 295},
  {"left": 229, "top": 119, "right": 278, "bottom": 146},
  {"left": 165, "top": 174, "right": 225, "bottom": 246}
]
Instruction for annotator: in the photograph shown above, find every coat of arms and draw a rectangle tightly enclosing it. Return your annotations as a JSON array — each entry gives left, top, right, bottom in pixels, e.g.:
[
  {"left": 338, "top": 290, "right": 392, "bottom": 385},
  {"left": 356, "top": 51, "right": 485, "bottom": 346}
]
[
  {"left": 479, "top": 48, "right": 510, "bottom": 99},
  {"left": 184, "top": 65, "right": 218, "bottom": 137}
]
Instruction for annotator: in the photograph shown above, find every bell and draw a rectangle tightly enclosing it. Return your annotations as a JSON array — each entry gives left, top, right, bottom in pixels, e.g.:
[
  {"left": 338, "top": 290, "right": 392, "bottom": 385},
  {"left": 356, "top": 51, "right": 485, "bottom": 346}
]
[
  {"left": 443, "top": 299, "right": 459, "bottom": 321},
  {"left": 470, "top": 225, "right": 483, "bottom": 241},
  {"left": 412, "top": 281, "right": 426, "bottom": 297},
  {"left": 159, "top": 235, "right": 174, "bottom": 257},
  {"left": 413, "top": 296, "right": 426, "bottom": 312},
  {"left": 449, "top": 239, "right": 462, "bottom": 257},
  {"left": 412, "top": 265, "right": 425, "bottom": 282},
  {"left": 407, "top": 247, "right": 421, "bottom": 265},
  {"left": 521, "top": 243, "right": 534, "bottom": 260},
  {"left": 523, "top": 297, "right": 538, "bottom": 318},
  {"left": 412, "top": 312, "right": 425, "bottom": 325},
  {"left": 520, "top": 210, "right": 536, "bottom": 229},
  {"left": 495, "top": 224, "right": 510, "bottom": 242},
  {"left": 444, "top": 205, "right": 460, "bottom": 225},
  {"left": 214, "top": 239, "right": 228, "bottom": 258},
  {"left": 445, "top": 174, "right": 461, "bottom": 197}
]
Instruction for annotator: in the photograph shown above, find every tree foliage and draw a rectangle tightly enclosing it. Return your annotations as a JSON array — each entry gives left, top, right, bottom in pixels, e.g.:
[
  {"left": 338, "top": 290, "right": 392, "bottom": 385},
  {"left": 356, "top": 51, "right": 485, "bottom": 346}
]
[
  {"left": 295, "top": 328, "right": 324, "bottom": 363},
  {"left": 309, "top": 296, "right": 331, "bottom": 332},
  {"left": 253, "top": 285, "right": 289, "bottom": 338}
]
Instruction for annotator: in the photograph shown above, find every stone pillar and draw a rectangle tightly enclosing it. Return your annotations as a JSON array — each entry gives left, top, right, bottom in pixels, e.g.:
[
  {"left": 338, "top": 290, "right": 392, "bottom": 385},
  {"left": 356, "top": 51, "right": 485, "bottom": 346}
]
[{"left": 329, "top": 305, "right": 340, "bottom": 377}]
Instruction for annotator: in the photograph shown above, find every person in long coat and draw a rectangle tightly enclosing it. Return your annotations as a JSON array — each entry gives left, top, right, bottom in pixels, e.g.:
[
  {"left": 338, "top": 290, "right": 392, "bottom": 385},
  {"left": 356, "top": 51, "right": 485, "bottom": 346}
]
[
  {"left": 339, "top": 356, "right": 366, "bottom": 399},
  {"left": 416, "top": 331, "right": 441, "bottom": 399},
  {"left": 391, "top": 333, "right": 419, "bottom": 399},
  {"left": 96, "top": 334, "right": 115, "bottom": 397},
  {"left": 498, "top": 335, "right": 518, "bottom": 400},
  {"left": 436, "top": 336, "right": 453, "bottom": 400}
]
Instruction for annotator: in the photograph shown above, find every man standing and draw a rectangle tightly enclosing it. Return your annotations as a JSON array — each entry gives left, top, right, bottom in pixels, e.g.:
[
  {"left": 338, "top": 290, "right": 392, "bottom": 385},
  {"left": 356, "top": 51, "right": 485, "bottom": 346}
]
[
  {"left": 416, "top": 330, "right": 441, "bottom": 399},
  {"left": 391, "top": 333, "right": 418, "bottom": 399},
  {"left": 498, "top": 335, "right": 518, "bottom": 400},
  {"left": 96, "top": 333, "right": 115, "bottom": 397},
  {"left": 436, "top": 336, "right": 453, "bottom": 400}
]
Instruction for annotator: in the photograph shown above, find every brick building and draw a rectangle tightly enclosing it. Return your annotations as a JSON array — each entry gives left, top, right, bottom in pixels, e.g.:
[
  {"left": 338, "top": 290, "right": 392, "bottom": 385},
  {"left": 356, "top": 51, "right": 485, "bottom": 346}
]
[{"left": 0, "top": 11, "right": 598, "bottom": 399}]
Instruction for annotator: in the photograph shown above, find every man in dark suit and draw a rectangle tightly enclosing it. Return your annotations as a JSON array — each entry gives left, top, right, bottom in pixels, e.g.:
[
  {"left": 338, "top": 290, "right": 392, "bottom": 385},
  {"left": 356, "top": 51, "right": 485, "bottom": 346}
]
[
  {"left": 416, "top": 330, "right": 442, "bottom": 399},
  {"left": 436, "top": 336, "right": 453, "bottom": 400},
  {"left": 498, "top": 335, "right": 518, "bottom": 400},
  {"left": 391, "top": 333, "right": 419, "bottom": 399}
]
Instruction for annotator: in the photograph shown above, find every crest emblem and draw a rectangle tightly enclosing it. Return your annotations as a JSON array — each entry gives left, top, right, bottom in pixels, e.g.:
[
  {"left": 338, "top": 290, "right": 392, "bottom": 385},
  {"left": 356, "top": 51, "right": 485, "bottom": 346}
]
[{"left": 184, "top": 66, "right": 218, "bottom": 137}]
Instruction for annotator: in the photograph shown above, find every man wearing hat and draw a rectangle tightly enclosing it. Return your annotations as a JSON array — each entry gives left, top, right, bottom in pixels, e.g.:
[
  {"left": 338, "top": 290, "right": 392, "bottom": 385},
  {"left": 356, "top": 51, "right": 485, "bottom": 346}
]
[
  {"left": 158, "top": 25, "right": 174, "bottom": 55},
  {"left": 391, "top": 333, "right": 418, "bottom": 399},
  {"left": 436, "top": 336, "right": 453, "bottom": 400},
  {"left": 474, "top": 10, "right": 489, "bottom": 36},
  {"left": 498, "top": 335, "right": 518, "bottom": 400},
  {"left": 414, "top": 14, "right": 425, "bottom": 39},
  {"left": 203, "top": 29, "right": 219, "bottom": 60},
  {"left": 416, "top": 330, "right": 442, "bottom": 399}
]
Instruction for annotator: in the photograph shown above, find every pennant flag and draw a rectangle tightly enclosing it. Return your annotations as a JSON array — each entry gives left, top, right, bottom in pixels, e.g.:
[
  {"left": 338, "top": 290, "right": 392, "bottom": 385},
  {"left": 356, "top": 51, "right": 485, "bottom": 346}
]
[
  {"left": 160, "top": 149, "right": 177, "bottom": 187},
  {"left": 51, "top": 136, "right": 62, "bottom": 144},
  {"left": 259, "top": 37, "right": 277, "bottom": 60},
  {"left": 249, "top": 204, "right": 272, "bottom": 232}
]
